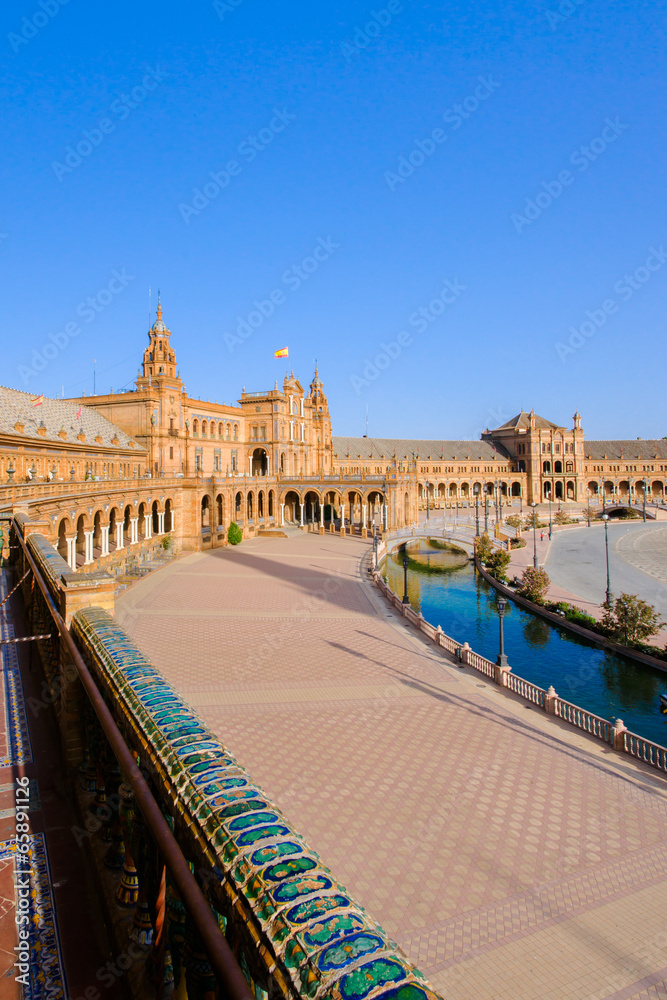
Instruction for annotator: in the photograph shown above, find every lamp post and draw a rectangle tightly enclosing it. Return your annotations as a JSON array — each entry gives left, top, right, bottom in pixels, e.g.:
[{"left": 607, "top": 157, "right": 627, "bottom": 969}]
[
  {"left": 643, "top": 477, "right": 647, "bottom": 522},
  {"left": 494, "top": 480, "right": 500, "bottom": 528},
  {"left": 373, "top": 528, "right": 379, "bottom": 570},
  {"left": 402, "top": 553, "right": 410, "bottom": 604},
  {"left": 531, "top": 502, "right": 538, "bottom": 568},
  {"left": 587, "top": 490, "right": 591, "bottom": 528},
  {"left": 425, "top": 481, "right": 430, "bottom": 521},
  {"left": 484, "top": 490, "right": 489, "bottom": 534},
  {"left": 496, "top": 596, "right": 509, "bottom": 668},
  {"left": 474, "top": 486, "right": 480, "bottom": 537},
  {"left": 602, "top": 514, "right": 612, "bottom": 607},
  {"left": 548, "top": 492, "right": 553, "bottom": 540}
]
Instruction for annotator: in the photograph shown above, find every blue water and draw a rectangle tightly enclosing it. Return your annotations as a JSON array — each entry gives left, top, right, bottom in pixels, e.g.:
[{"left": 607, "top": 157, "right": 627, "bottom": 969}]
[{"left": 384, "top": 543, "right": 667, "bottom": 747}]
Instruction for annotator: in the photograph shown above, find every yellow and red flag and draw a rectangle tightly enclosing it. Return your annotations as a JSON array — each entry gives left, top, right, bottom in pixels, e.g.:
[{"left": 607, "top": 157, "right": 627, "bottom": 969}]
[
  {"left": 31, "top": 394, "right": 44, "bottom": 407},
  {"left": 274, "top": 347, "right": 289, "bottom": 359},
  {"left": 75, "top": 406, "right": 82, "bottom": 419}
]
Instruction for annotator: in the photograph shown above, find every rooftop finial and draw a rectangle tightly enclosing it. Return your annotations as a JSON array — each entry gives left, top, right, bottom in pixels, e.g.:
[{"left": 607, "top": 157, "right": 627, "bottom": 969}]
[{"left": 156, "top": 291, "right": 162, "bottom": 322}]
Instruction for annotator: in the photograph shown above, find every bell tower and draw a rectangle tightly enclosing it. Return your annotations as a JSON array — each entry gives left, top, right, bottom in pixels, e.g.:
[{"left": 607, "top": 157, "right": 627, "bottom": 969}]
[
  {"left": 137, "top": 295, "right": 181, "bottom": 388},
  {"left": 309, "top": 366, "right": 332, "bottom": 473}
]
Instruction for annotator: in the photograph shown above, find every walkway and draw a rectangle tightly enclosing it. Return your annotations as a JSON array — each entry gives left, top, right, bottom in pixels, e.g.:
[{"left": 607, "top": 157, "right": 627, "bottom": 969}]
[
  {"left": 509, "top": 522, "right": 667, "bottom": 644},
  {"left": 117, "top": 534, "right": 667, "bottom": 1000}
]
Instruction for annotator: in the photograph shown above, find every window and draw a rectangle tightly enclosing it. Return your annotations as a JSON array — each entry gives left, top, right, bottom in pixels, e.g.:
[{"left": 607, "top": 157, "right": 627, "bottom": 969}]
[{"left": 170, "top": 447, "right": 173, "bottom": 459}]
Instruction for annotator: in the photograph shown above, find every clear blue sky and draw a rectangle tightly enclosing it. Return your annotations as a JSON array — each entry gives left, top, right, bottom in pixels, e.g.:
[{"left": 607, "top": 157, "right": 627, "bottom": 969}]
[{"left": 1, "top": 0, "right": 665, "bottom": 440}]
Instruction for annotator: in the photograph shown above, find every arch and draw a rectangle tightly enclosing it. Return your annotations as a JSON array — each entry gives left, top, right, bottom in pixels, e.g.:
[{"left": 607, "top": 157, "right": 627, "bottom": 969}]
[
  {"left": 542, "top": 461, "right": 551, "bottom": 474},
  {"left": 460, "top": 482, "right": 470, "bottom": 498},
  {"left": 226, "top": 423, "right": 231, "bottom": 440},
  {"left": 280, "top": 452, "right": 286, "bottom": 473},
  {"left": 511, "top": 481, "right": 521, "bottom": 497},
  {"left": 201, "top": 420, "right": 208, "bottom": 438},
  {"left": 283, "top": 489, "right": 300, "bottom": 522},
  {"left": 268, "top": 490, "right": 275, "bottom": 518},
  {"left": 193, "top": 419, "right": 199, "bottom": 436},
  {"left": 138, "top": 501, "right": 147, "bottom": 538},
  {"left": 57, "top": 517, "right": 69, "bottom": 562},
  {"left": 587, "top": 481, "right": 599, "bottom": 495},
  {"left": 566, "top": 480, "right": 575, "bottom": 500},
  {"left": 258, "top": 490, "right": 264, "bottom": 519},
  {"left": 123, "top": 505, "right": 132, "bottom": 544},
  {"left": 543, "top": 482, "right": 551, "bottom": 499},
  {"left": 201, "top": 494, "right": 211, "bottom": 529},
  {"left": 164, "top": 499, "right": 173, "bottom": 532},
  {"left": 75, "top": 513, "right": 87, "bottom": 564},
  {"left": 235, "top": 491, "right": 242, "bottom": 519},
  {"left": 252, "top": 447, "right": 268, "bottom": 476},
  {"left": 554, "top": 460, "right": 562, "bottom": 474},
  {"left": 247, "top": 491, "right": 254, "bottom": 520},
  {"left": 93, "top": 510, "right": 103, "bottom": 556},
  {"left": 618, "top": 480, "right": 630, "bottom": 497},
  {"left": 304, "top": 489, "right": 320, "bottom": 524},
  {"left": 152, "top": 500, "right": 159, "bottom": 533},
  {"left": 603, "top": 480, "right": 614, "bottom": 496},
  {"left": 109, "top": 507, "right": 120, "bottom": 550},
  {"left": 218, "top": 422, "right": 224, "bottom": 438},
  {"left": 449, "top": 483, "right": 457, "bottom": 497},
  {"left": 404, "top": 491, "right": 409, "bottom": 526},
  {"left": 216, "top": 493, "right": 225, "bottom": 528},
  {"left": 555, "top": 482, "right": 564, "bottom": 500},
  {"left": 651, "top": 480, "right": 664, "bottom": 497}
]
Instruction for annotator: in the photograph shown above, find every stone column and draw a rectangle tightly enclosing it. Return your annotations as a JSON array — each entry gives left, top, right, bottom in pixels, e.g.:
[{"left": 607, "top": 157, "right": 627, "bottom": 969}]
[
  {"left": 101, "top": 526, "right": 110, "bottom": 557},
  {"left": 280, "top": 503, "right": 285, "bottom": 526},
  {"left": 362, "top": 504, "right": 367, "bottom": 530},
  {"left": 340, "top": 503, "right": 345, "bottom": 533},
  {"left": 130, "top": 517, "right": 139, "bottom": 544},
  {"left": 144, "top": 515, "right": 152, "bottom": 540},
  {"left": 116, "top": 523, "right": 124, "bottom": 551},
  {"left": 320, "top": 502, "right": 324, "bottom": 527},
  {"left": 158, "top": 511, "right": 165, "bottom": 533},
  {"left": 299, "top": 503, "right": 304, "bottom": 527},
  {"left": 84, "top": 530, "right": 94, "bottom": 565},
  {"left": 66, "top": 536, "right": 77, "bottom": 571}
]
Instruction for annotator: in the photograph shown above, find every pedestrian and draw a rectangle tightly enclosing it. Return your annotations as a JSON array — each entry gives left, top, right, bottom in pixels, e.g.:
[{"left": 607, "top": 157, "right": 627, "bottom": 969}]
[{"left": 540, "top": 531, "right": 544, "bottom": 542}]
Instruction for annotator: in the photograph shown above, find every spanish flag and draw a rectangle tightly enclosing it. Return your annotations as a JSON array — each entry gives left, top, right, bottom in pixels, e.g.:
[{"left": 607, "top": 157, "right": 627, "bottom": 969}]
[
  {"left": 274, "top": 347, "right": 289, "bottom": 359},
  {"left": 31, "top": 394, "right": 44, "bottom": 407}
]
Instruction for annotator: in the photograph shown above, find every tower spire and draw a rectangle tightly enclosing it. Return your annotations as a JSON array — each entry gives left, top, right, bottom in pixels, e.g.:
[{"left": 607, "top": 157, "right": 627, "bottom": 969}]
[{"left": 156, "top": 291, "right": 162, "bottom": 322}]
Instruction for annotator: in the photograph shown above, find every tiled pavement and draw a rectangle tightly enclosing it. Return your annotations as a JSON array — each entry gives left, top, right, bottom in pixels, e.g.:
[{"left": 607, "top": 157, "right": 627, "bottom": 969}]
[{"left": 117, "top": 534, "right": 667, "bottom": 1000}]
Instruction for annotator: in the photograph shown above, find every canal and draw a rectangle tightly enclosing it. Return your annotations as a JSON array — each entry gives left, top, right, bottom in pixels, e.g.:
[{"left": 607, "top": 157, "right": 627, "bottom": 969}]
[{"left": 383, "top": 540, "right": 667, "bottom": 747}]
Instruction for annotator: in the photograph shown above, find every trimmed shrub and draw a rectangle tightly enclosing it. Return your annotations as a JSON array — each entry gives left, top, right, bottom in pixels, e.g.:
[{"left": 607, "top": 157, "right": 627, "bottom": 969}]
[{"left": 227, "top": 522, "right": 242, "bottom": 545}]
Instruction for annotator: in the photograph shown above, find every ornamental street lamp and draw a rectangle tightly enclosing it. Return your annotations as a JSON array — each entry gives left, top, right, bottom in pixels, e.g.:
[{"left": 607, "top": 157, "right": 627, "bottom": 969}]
[
  {"left": 402, "top": 553, "right": 410, "bottom": 604},
  {"left": 496, "top": 596, "right": 509, "bottom": 668},
  {"left": 643, "top": 477, "right": 647, "bottom": 522},
  {"left": 425, "top": 482, "right": 430, "bottom": 521},
  {"left": 531, "top": 502, "right": 538, "bottom": 568},
  {"left": 474, "top": 485, "right": 480, "bottom": 537},
  {"left": 587, "top": 490, "right": 591, "bottom": 528},
  {"left": 548, "top": 491, "right": 553, "bottom": 540},
  {"left": 494, "top": 480, "right": 500, "bottom": 528},
  {"left": 602, "top": 513, "right": 612, "bottom": 607},
  {"left": 373, "top": 528, "right": 379, "bottom": 570},
  {"left": 7, "top": 462, "right": 15, "bottom": 483}
]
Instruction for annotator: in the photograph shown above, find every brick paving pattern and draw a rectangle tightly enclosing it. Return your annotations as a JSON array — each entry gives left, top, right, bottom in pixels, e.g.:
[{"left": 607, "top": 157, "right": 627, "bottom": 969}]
[{"left": 117, "top": 534, "right": 667, "bottom": 999}]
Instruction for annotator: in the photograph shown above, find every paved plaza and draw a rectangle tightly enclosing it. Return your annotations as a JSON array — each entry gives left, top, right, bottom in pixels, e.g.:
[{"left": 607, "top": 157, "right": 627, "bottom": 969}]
[{"left": 117, "top": 533, "right": 667, "bottom": 1000}]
